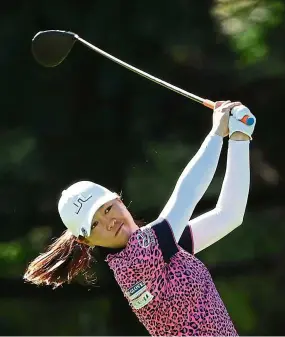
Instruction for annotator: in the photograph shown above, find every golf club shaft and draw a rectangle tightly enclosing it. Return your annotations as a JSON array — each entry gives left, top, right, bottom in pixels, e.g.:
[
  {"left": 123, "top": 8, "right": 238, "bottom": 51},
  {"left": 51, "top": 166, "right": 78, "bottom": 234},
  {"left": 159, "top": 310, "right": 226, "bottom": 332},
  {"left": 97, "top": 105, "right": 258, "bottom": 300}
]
[
  {"left": 75, "top": 35, "right": 214, "bottom": 108},
  {"left": 75, "top": 35, "right": 252, "bottom": 125}
]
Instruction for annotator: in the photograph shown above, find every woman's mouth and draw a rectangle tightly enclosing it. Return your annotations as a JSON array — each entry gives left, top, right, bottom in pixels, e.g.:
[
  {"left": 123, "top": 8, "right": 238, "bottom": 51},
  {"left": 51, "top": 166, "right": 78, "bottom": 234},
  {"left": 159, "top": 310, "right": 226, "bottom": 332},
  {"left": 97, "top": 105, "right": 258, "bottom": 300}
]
[{"left": 115, "top": 223, "right": 124, "bottom": 236}]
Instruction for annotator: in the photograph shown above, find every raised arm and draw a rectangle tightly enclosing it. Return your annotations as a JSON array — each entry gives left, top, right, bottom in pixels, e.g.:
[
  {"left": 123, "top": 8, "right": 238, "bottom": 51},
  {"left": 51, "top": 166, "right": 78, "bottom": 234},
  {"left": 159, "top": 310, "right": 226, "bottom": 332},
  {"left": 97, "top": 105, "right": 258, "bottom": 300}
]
[
  {"left": 156, "top": 101, "right": 242, "bottom": 241},
  {"left": 189, "top": 135, "right": 250, "bottom": 254},
  {"left": 184, "top": 106, "right": 256, "bottom": 254}
]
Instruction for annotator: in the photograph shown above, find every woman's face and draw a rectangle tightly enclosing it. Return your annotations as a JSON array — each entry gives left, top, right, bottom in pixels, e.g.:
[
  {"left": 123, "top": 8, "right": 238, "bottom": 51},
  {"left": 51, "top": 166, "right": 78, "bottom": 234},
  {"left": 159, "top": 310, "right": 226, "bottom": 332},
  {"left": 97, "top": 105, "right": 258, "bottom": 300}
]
[{"left": 85, "top": 198, "right": 139, "bottom": 248}]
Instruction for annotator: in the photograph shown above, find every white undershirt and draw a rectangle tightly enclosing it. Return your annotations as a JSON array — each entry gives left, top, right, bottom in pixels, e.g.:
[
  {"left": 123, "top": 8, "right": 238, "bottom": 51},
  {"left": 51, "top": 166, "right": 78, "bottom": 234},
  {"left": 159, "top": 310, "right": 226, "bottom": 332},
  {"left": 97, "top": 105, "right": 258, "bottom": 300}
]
[
  {"left": 189, "top": 139, "right": 250, "bottom": 254},
  {"left": 155, "top": 131, "right": 250, "bottom": 254}
]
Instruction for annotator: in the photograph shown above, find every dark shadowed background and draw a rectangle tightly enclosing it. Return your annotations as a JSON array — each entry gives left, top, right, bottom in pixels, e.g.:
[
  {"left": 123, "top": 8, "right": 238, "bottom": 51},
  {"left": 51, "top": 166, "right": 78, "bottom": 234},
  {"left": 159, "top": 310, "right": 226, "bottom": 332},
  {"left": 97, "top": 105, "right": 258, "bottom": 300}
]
[{"left": 1, "top": 0, "right": 285, "bottom": 335}]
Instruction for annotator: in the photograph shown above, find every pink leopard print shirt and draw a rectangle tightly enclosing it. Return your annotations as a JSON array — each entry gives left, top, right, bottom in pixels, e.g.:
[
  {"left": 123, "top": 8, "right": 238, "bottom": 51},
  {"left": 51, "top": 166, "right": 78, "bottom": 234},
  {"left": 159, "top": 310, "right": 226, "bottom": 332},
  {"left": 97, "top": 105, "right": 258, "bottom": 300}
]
[{"left": 106, "top": 220, "right": 238, "bottom": 336}]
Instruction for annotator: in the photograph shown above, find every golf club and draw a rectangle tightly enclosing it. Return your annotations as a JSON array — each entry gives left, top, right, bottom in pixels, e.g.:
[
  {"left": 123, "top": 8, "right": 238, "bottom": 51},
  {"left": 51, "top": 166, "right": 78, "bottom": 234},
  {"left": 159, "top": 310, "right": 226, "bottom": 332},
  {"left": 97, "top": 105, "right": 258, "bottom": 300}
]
[{"left": 31, "top": 30, "right": 254, "bottom": 126}]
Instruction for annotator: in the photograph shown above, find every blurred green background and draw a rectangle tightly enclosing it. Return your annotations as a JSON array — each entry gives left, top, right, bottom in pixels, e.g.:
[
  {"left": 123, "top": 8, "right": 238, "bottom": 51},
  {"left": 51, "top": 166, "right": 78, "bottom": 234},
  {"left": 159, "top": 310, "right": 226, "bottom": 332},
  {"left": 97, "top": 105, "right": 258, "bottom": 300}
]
[{"left": 1, "top": 0, "right": 285, "bottom": 335}]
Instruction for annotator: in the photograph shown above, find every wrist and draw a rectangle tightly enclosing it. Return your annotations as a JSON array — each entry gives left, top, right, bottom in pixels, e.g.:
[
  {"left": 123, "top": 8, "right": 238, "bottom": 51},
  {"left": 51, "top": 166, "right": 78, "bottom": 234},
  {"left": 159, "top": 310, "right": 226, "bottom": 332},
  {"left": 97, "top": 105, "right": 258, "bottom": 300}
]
[
  {"left": 229, "top": 132, "right": 250, "bottom": 141},
  {"left": 211, "top": 125, "right": 226, "bottom": 138},
  {"left": 214, "top": 130, "right": 225, "bottom": 137},
  {"left": 209, "top": 129, "right": 223, "bottom": 139}
]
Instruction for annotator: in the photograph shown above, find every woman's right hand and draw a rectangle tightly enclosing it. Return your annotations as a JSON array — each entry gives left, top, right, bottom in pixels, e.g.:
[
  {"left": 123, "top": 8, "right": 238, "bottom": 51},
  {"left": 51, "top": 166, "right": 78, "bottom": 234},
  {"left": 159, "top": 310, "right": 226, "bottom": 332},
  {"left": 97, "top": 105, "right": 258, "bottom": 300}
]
[
  {"left": 229, "top": 105, "right": 256, "bottom": 140},
  {"left": 212, "top": 100, "right": 242, "bottom": 137}
]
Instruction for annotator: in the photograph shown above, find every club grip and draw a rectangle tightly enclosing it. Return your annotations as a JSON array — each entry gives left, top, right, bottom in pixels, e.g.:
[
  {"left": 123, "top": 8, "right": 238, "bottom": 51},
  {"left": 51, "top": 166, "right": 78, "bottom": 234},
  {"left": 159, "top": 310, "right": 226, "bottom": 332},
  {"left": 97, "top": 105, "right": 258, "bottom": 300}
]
[
  {"left": 202, "top": 99, "right": 254, "bottom": 126},
  {"left": 203, "top": 99, "right": 215, "bottom": 109}
]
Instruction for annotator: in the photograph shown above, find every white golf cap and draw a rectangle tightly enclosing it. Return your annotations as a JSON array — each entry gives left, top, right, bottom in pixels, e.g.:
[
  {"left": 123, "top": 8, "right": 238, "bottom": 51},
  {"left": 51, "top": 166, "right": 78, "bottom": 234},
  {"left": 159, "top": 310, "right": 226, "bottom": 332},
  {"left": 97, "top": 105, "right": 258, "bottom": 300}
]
[{"left": 58, "top": 181, "right": 118, "bottom": 238}]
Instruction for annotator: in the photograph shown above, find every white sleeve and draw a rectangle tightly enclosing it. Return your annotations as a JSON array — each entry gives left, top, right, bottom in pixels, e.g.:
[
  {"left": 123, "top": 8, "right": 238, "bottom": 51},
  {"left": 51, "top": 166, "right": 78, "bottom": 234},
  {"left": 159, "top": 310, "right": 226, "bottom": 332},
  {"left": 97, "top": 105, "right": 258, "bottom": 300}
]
[
  {"left": 189, "top": 139, "right": 250, "bottom": 254},
  {"left": 157, "top": 132, "right": 223, "bottom": 241}
]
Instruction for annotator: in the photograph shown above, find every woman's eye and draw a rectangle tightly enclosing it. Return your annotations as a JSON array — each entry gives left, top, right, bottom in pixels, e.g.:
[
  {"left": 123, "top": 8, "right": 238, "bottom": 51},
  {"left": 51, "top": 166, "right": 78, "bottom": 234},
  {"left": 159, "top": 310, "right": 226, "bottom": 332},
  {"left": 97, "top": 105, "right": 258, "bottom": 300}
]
[
  {"left": 91, "top": 221, "right": 98, "bottom": 229},
  {"left": 105, "top": 205, "right": 112, "bottom": 214}
]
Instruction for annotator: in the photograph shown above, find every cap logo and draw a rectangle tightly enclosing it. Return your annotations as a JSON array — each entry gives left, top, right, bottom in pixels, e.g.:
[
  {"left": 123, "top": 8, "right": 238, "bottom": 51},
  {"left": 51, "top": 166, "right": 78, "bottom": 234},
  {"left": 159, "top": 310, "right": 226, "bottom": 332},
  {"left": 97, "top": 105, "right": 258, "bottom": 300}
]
[{"left": 73, "top": 194, "right": 92, "bottom": 214}]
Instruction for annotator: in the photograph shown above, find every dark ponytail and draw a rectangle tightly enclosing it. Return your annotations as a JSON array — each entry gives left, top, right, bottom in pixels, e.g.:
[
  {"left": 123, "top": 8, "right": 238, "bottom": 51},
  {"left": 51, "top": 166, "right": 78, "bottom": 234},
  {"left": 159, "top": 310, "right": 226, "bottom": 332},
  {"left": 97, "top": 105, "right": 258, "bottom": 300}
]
[{"left": 23, "top": 230, "right": 94, "bottom": 289}]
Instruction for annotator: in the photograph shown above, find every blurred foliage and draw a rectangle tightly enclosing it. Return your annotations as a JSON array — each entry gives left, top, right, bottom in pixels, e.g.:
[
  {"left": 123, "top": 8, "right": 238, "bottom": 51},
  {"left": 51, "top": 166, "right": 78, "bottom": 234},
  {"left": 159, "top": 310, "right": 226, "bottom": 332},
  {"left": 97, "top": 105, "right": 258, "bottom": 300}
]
[
  {"left": 1, "top": 0, "right": 285, "bottom": 335},
  {"left": 213, "top": 0, "right": 285, "bottom": 66}
]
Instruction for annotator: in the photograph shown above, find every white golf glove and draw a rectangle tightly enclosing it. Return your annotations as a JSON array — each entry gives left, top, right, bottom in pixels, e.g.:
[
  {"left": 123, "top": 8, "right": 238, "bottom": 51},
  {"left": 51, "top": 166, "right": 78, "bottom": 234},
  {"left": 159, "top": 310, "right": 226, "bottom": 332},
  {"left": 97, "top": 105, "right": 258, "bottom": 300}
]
[{"left": 229, "top": 105, "right": 256, "bottom": 140}]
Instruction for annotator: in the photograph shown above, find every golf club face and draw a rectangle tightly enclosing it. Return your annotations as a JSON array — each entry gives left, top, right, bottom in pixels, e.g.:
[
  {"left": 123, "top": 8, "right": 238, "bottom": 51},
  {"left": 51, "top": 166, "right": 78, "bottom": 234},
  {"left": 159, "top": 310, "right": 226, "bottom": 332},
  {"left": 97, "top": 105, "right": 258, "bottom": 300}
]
[{"left": 32, "top": 30, "right": 77, "bottom": 67}]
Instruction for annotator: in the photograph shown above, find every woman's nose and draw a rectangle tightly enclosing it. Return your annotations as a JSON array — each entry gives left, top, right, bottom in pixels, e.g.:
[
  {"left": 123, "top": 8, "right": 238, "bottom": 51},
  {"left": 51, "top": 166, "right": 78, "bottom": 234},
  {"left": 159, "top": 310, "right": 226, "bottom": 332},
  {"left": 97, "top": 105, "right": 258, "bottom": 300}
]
[{"left": 107, "top": 219, "right": 116, "bottom": 231}]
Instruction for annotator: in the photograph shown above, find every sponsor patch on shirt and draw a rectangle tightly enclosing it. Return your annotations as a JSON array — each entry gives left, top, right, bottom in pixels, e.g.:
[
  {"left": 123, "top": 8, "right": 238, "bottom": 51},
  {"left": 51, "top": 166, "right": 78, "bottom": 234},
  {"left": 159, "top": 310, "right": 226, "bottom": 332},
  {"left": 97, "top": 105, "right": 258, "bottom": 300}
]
[
  {"left": 126, "top": 281, "right": 154, "bottom": 309},
  {"left": 131, "top": 291, "right": 154, "bottom": 310}
]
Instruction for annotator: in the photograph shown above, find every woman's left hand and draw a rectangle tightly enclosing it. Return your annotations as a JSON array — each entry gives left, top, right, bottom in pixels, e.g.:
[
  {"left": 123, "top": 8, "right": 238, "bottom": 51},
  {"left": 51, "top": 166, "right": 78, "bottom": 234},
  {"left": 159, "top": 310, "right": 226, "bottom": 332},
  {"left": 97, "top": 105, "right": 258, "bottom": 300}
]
[{"left": 212, "top": 101, "right": 242, "bottom": 137}]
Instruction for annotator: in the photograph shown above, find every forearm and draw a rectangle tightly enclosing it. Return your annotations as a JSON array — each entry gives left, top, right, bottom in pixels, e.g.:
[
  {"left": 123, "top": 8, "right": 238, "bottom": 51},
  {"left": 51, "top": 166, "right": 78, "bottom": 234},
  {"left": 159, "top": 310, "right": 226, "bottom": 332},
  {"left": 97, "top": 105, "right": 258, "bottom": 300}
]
[
  {"left": 190, "top": 139, "right": 250, "bottom": 253},
  {"left": 158, "top": 131, "right": 223, "bottom": 241},
  {"left": 216, "top": 139, "right": 250, "bottom": 218}
]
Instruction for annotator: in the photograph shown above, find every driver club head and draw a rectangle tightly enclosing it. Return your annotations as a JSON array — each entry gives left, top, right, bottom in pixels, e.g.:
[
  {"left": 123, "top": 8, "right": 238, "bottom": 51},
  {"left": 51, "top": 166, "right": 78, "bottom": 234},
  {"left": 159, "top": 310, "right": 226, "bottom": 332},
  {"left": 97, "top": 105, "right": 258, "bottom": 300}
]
[{"left": 32, "top": 30, "right": 77, "bottom": 67}]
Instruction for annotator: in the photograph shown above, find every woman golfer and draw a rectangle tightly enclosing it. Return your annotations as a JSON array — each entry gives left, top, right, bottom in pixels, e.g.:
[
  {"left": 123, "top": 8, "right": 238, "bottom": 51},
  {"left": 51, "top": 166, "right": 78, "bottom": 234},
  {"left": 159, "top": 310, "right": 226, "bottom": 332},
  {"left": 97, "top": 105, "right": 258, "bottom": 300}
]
[{"left": 24, "top": 101, "right": 256, "bottom": 336}]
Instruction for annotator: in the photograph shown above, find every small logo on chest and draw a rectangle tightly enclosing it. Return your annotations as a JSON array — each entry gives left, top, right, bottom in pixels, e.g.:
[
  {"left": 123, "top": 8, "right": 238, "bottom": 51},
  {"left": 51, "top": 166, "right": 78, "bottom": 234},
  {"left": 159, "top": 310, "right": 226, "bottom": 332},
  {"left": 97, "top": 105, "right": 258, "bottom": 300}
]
[{"left": 136, "top": 227, "right": 155, "bottom": 248}]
